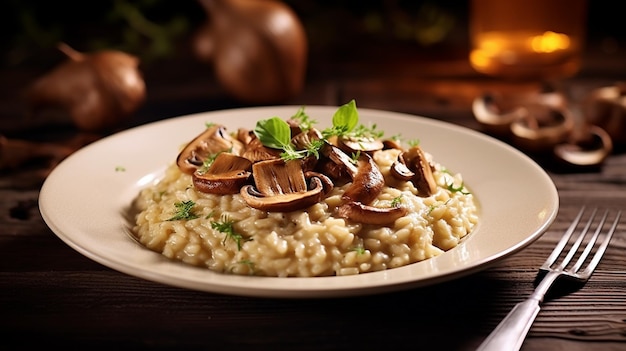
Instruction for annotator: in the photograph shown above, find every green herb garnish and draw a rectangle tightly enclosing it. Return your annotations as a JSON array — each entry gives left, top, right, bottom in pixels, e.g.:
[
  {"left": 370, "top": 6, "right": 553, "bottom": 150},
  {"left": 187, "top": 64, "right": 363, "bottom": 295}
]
[
  {"left": 351, "top": 246, "right": 366, "bottom": 255},
  {"left": 167, "top": 200, "right": 198, "bottom": 221},
  {"left": 321, "top": 99, "right": 359, "bottom": 139},
  {"left": 291, "top": 106, "right": 316, "bottom": 131},
  {"left": 211, "top": 215, "right": 247, "bottom": 250},
  {"left": 390, "top": 195, "right": 403, "bottom": 208},
  {"left": 254, "top": 116, "right": 323, "bottom": 161},
  {"left": 446, "top": 181, "right": 470, "bottom": 195}
]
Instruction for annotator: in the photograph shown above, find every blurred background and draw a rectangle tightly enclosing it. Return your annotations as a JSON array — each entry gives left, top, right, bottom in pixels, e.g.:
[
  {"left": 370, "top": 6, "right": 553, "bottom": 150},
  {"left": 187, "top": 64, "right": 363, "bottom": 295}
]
[{"left": 1, "top": 0, "right": 625, "bottom": 136}]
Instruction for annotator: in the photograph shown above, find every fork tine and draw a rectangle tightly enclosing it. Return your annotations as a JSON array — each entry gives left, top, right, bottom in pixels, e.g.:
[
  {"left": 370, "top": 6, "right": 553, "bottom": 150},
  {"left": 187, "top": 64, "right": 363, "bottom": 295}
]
[
  {"left": 477, "top": 207, "right": 621, "bottom": 351},
  {"left": 579, "top": 210, "right": 621, "bottom": 277},
  {"left": 570, "top": 208, "right": 607, "bottom": 273},
  {"left": 556, "top": 207, "right": 598, "bottom": 271},
  {"left": 542, "top": 206, "right": 586, "bottom": 269}
]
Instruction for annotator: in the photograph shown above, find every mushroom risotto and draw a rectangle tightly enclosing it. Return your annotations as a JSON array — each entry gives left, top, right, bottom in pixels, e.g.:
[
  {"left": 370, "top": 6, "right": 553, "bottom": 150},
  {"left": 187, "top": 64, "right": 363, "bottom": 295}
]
[{"left": 133, "top": 101, "right": 479, "bottom": 277}]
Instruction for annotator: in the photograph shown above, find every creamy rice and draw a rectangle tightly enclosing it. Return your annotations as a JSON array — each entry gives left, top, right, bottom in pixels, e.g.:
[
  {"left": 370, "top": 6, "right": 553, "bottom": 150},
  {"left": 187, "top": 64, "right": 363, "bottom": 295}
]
[{"left": 133, "top": 148, "right": 479, "bottom": 277}]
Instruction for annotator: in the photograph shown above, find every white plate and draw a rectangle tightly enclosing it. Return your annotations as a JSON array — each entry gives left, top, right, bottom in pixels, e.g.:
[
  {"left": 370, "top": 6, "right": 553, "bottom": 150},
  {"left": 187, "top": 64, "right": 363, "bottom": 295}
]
[{"left": 39, "top": 106, "right": 559, "bottom": 298}]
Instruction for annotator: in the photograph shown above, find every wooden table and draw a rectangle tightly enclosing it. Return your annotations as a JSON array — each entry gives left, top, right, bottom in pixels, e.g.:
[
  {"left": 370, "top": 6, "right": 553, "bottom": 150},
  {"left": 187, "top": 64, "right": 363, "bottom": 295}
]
[{"left": 1, "top": 37, "right": 626, "bottom": 350}]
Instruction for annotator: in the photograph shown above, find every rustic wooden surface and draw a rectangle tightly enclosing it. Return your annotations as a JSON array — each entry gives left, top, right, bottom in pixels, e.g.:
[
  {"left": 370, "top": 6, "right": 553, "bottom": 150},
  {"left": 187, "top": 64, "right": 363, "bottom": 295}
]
[{"left": 1, "top": 27, "right": 626, "bottom": 351}]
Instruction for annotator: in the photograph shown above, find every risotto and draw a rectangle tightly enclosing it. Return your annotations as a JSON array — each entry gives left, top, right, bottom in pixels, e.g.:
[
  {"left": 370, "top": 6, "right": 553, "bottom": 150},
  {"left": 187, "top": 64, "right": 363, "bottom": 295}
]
[{"left": 133, "top": 102, "right": 479, "bottom": 277}]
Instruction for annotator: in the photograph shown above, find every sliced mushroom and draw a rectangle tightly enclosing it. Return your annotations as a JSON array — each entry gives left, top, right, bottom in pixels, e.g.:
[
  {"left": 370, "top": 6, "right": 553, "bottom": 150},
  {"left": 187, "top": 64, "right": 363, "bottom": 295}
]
[
  {"left": 382, "top": 139, "right": 403, "bottom": 150},
  {"left": 241, "top": 137, "right": 282, "bottom": 162},
  {"left": 337, "top": 136, "right": 384, "bottom": 154},
  {"left": 304, "top": 170, "right": 334, "bottom": 195},
  {"left": 336, "top": 201, "right": 408, "bottom": 225},
  {"left": 193, "top": 153, "right": 252, "bottom": 194},
  {"left": 389, "top": 153, "right": 415, "bottom": 181},
  {"left": 509, "top": 104, "right": 574, "bottom": 152},
  {"left": 402, "top": 146, "right": 438, "bottom": 197},
  {"left": 343, "top": 152, "right": 384, "bottom": 204},
  {"left": 291, "top": 127, "right": 323, "bottom": 150},
  {"left": 472, "top": 93, "right": 528, "bottom": 137},
  {"left": 322, "top": 144, "right": 385, "bottom": 204},
  {"left": 240, "top": 158, "right": 326, "bottom": 212},
  {"left": 176, "top": 124, "right": 242, "bottom": 174},
  {"left": 236, "top": 128, "right": 254, "bottom": 145}
]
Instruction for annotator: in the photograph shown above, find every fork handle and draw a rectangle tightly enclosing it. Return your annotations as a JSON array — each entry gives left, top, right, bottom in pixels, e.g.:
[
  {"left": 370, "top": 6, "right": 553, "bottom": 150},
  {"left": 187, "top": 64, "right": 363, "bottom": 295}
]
[{"left": 476, "top": 299, "right": 541, "bottom": 351}]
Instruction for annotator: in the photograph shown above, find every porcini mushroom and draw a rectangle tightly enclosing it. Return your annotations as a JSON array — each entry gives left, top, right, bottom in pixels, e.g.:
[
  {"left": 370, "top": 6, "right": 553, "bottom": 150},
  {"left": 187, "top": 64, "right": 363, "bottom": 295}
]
[
  {"left": 323, "top": 145, "right": 384, "bottom": 204},
  {"left": 336, "top": 201, "right": 409, "bottom": 225},
  {"left": 240, "top": 158, "right": 326, "bottom": 212},
  {"left": 395, "top": 146, "right": 438, "bottom": 197},
  {"left": 192, "top": 153, "right": 252, "bottom": 194},
  {"left": 337, "top": 136, "right": 384, "bottom": 155},
  {"left": 176, "top": 124, "right": 243, "bottom": 174},
  {"left": 241, "top": 137, "right": 282, "bottom": 162}
]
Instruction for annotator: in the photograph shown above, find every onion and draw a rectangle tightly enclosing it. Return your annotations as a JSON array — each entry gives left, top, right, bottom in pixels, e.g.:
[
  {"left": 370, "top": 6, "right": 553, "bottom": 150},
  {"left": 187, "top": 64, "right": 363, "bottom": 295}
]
[{"left": 26, "top": 43, "right": 146, "bottom": 132}]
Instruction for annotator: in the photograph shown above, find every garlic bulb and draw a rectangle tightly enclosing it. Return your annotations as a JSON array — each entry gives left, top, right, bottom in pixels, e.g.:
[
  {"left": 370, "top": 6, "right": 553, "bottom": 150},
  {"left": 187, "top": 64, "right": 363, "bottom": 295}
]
[
  {"left": 193, "top": 0, "right": 308, "bottom": 104},
  {"left": 27, "top": 43, "right": 146, "bottom": 132}
]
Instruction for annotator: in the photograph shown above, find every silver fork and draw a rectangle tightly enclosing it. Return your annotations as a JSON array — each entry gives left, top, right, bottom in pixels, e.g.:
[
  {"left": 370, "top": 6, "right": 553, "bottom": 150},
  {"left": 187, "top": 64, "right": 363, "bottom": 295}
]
[{"left": 476, "top": 207, "right": 622, "bottom": 351}]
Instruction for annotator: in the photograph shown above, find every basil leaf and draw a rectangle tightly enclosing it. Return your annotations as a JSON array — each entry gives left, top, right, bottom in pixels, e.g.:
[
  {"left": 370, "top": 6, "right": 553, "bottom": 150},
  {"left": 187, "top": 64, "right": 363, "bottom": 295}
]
[
  {"left": 254, "top": 117, "right": 291, "bottom": 149},
  {"left": 332, "top": 99, "right": 358, "bottom": 134}
]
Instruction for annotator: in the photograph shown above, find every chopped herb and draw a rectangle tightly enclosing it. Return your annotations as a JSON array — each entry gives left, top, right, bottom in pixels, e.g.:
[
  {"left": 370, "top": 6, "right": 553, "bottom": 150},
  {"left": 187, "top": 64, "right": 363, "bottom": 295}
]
[
  {"left": 349, "top": 150, "right": 361, "bottom": 165},
  {"left": 304, "top": 138, "right": 325, "bottom": 159},
  {"left": 351, "top": 246, "right": 366, "bottom": 255},
  {"left": 211, "top": 214, "right": 247, "bottom": 250},
  {"left": 428, "top": 199, "right": 452, "bottom": 214},
  {"left": 351, "top": 122, "right": 384, "bottom": 139},
  {"left": 197, "top": 148, "right": 231, "bottom": 174},
  {"left": 390, "top": 195, "right": 403, "bottom": 208},
  {"left": 291, "top": 106, "right": 317, "bottom": 131},
  {"left": 167, "top": 200, "right": 198, "bottom": 221},
  {"left": 446, "top": 181, "right": 470, "bottom": 194},
  {"left": 231, "top": 259, "right": 256, "bottom": 274},
  {"left": 115, "top": 166, "right": 126, "bottom": 172},
  {"left": 407, "top": 139, "right": 420, "bottom": 147}
]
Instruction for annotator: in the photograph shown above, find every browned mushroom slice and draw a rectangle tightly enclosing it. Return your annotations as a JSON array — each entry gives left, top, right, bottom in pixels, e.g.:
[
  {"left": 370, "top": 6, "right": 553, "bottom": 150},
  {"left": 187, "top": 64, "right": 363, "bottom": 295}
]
[
  {"left": 292, "top": 128, "right": 324, "bottom": 172},
  {"left": 389, "top": 153, "right": 415, "bottom": 181},
  {"left": 241, "top": 137, "right": 282, "bottom": 162},
  {"left": 193, "top": 153, "right": 252, "bottom": 194},
  {"left": 176, "top": 124, "right": 243, "bottom": 174},
  {"left": 291, "top": 128, "right": 323, "bottom": 151},
  {"left": 382, "top": 139, "right": 403, "bottom": 150},
  {"left": 337, "top": 136, "right": 384, "bottom": 154},
  {"left": 402, "top": 146, "right": 438, "bottom": 197},
  {"left": 240, "top": 159, "right": 325, "bottom": 212},
  {"left": 304, "top": 170, "right": 334, "bottom": 195},
  {"left": 336, "top": 201, "right": 409, "bottom": 225},
  {"left": 236, "top": 128, "right": 254, "bottom": 145},
  {"left": 342, "top": 153, "right": 384, "bottom": 204},
  {"left": 322, "top": 144, "right": 384, "bottom": 204}
]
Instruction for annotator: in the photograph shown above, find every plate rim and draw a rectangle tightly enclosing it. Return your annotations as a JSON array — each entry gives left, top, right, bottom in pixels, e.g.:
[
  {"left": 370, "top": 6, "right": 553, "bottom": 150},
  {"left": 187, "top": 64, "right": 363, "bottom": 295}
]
[{"left": 39, "top": 105, "right": 559, "bottom": 298}]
